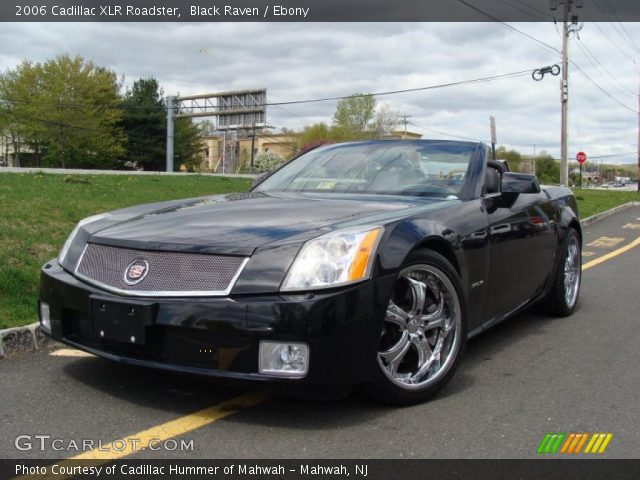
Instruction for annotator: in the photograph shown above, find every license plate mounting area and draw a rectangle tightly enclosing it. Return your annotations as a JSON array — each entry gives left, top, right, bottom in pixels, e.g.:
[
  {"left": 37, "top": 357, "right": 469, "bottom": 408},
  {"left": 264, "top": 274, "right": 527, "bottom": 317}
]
[{"left": 90, "top": 295, "right": 156, "bottom": 345}]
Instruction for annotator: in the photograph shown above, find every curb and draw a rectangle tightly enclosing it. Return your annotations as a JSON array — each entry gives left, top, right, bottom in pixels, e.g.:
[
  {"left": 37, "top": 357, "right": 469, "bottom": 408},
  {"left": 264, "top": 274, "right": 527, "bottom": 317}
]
[
  {"left": 0, "top": 166, "right": 257, "bottom": 179},
  {"left": 580, "top": 201, "right": 640, "bottom": 227},
  {"left": 1, "top": 202, "right": 639, "bottom": 359},
  {"left": 0, "top": 323, "right": 50, "bottom": 359}
]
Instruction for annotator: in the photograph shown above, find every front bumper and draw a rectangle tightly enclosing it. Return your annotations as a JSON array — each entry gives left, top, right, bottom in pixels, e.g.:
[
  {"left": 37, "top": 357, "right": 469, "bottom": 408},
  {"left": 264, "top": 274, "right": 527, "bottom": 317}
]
[{"left": 39, "top": 260, "right": 395, "bottom": 387}]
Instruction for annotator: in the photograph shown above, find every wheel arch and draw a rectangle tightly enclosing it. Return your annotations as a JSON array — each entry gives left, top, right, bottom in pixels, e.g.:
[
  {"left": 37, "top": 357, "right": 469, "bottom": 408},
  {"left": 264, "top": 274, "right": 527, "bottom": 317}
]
[
  {"left": 568, "top": 219, "right": 582, "bottom": 245},
  {"left": 407, "top": 236, "right": 461, "bottom": 276}
]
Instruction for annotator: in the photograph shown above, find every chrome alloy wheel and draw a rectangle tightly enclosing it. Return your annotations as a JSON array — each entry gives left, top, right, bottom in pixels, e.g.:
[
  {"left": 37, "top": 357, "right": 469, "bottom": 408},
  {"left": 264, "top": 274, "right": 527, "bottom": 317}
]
[
  {"left": 564, "top": 236, "right": 581, "bottom": 308},
  {"left": 378, "top": 264, "right": 462, "bottom": 390}
]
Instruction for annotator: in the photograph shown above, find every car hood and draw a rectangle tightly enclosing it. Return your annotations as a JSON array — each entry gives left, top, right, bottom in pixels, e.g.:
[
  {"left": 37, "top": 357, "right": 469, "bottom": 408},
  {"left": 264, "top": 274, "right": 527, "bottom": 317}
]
[{"left": 90, "top": 192, "right": 446, "bottom": 254}]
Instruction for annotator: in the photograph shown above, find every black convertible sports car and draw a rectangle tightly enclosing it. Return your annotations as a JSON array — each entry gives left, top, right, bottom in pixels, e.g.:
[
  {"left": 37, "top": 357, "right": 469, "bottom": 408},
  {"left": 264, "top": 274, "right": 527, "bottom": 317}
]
[{"left": 39, "top": 140, "right": 582, "bottom": 404}]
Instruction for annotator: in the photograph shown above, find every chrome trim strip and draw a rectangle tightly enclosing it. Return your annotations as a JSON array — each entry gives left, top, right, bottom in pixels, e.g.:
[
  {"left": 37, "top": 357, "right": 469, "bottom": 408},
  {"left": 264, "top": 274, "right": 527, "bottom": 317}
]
[
  {"left": 74, "top": 243, "right": 89, "bottom": 273},
  {"left": 73, "top": 254, "right": 250, "bottom": 298}
]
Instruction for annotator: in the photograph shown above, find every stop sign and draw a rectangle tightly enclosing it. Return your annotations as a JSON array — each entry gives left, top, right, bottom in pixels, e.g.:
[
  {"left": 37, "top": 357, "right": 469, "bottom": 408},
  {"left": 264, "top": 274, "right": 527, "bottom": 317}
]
[{"left": 576, "top": 151, "right": 587, "bottom": 164}]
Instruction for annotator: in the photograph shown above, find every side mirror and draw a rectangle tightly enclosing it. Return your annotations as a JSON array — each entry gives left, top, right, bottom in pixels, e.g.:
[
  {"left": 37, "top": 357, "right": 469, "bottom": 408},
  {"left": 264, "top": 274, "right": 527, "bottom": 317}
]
[{"left": 501, "top": 172, "right": 541, "bottom": 194}]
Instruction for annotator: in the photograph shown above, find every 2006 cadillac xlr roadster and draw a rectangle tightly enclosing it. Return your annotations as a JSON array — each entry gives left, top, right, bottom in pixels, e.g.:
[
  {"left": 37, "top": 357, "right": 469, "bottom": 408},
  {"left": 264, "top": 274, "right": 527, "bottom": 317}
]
[{"left": 39, "top": 140, "right": 582, "bottom": 404}]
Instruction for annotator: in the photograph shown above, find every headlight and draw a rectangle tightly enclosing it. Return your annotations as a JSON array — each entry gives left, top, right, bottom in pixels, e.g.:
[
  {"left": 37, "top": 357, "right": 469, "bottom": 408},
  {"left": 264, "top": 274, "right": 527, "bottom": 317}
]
[
  {"left": 58, "top": 213, "right": 111, "bottom": 264},
  {"left": 281, "top": 226, "right": 383, "bottom": 291}
]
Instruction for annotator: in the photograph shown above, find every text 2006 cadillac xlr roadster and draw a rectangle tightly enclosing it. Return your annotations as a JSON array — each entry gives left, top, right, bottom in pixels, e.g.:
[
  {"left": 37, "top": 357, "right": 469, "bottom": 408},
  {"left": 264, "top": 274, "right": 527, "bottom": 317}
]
[{"left": 39, "top": 140, "right": 581, "bottom": 404}]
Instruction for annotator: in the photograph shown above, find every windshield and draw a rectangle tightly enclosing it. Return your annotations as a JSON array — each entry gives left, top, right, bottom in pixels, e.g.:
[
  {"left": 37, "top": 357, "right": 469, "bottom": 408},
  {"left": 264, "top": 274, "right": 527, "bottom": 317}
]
[{"left": 254, "top": 141, "right": 478, "bottom": 198}]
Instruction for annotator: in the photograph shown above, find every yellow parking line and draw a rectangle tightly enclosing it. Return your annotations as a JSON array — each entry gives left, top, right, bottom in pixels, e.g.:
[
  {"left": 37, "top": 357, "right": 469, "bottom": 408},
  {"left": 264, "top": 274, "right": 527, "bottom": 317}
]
[
  {"left": 16, "top": 393, "right": 266, "bottom": 480},
  {"left": 583, "top": 236, "right": 640, "bottom": 271},
  {"left": 73, "top": 392, "right": 265, "bottom": 460},
  {"left": 49, "top": 348, "right": 94, "bottom": 358}
]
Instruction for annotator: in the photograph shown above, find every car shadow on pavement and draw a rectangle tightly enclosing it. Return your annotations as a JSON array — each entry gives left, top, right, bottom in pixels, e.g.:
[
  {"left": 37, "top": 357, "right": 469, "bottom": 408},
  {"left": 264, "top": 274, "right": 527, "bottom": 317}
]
[
  {"left": 464, "top": 308, "right": 556, "bottom": 361},
  {"left": 61, "top": 357, "right": 253, "bottom": 414}
]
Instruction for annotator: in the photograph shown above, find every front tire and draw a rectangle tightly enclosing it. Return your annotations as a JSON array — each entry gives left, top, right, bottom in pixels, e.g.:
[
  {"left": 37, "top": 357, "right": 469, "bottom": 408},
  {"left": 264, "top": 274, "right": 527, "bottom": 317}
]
[
  {"left": 371, "top": 250, "right": 467, "bottom": 405},
  {"left": 540, "top": 228, "right": 582, "bottom": 317}
]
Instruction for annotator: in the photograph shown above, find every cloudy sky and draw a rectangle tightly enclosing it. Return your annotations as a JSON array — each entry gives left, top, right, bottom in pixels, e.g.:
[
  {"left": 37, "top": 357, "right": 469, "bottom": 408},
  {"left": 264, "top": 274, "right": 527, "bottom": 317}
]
[{"left": 1, "top": 22, "right": 638, "bottom": 163}]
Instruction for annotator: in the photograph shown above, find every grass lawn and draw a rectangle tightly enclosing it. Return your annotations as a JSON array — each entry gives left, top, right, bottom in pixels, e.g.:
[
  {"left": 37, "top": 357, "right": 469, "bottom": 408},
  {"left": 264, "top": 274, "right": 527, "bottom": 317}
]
[
  {"left": 0, "top": 173, "right": 637, "bottom": 329},
  {"left": 572, "top": 188, "right": 639, "bottom": 219},
  {"left": 0, "top": 172, "right": 251, "bottom": 329}
]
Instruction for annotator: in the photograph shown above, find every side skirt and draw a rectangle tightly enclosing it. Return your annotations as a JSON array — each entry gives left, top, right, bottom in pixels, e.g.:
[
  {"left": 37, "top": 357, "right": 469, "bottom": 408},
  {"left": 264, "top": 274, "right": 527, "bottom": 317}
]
[{"left": 467, "top": 291, "right": 547, "bottom": 339}]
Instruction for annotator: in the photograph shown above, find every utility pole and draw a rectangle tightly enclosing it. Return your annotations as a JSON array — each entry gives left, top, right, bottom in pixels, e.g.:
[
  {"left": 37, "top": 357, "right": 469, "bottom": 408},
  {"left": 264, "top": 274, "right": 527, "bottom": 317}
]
[
  {"left": 399, "top": 115, "right": 412, "bottom": 138},
  {"left": 533, "top": 144, "right": 537, "bottom": 175},
  {"left": 560, "top": 0, "right": 570, "bottom": 186},
  {"left": 250, "top": 121, "right": 256, "bottom": 174},
  {"left": 637, "top": 65, "right": 639, "bottom": 191},
  {"left": 166, "top": 95, "right": 176, "bottom": 172},
  {"left": 222, "top": 131, "right": 226, "bottom": 174},
  {"left": 489, "top": 116, "right": 497, "bottom": 161},
  {"left": 551, "top": 0, "right": 582, "bottom": 186}
]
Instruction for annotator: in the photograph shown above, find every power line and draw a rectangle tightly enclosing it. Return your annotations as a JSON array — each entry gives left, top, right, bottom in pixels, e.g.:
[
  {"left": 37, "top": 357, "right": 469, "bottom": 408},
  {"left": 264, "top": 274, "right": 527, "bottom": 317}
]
[
  {"left": 574, "top": 38, "right": 636, "bottom": 98},
  {"left": 597, "top": 0, "right": 640, "bottom": 54},
  {"left": 454, "top": 0, "right": 638, "bottom": 115},
  {"left": 1, "top": 97, "right": 154, "bottom": 111},
  {"left": 583, "top": 11, "right": 637, "bottom": 63},
  {"left": 588, "top": 151, "right": 638, "bottom": 159},
  {"left": 456, "top": 0, "right": 561, "bottom": 57},
  {"left": 407, "top": 122, "right": 482, "bottom": 142},
  {"left": 569, "top": 59, "right": 639, "bottom": 114},
  {"left": 0, "top": 69, "right": 536, "bottom": 112},
  {"left": 253, "top": 132, "right": 300, "bottom": 153},
  {"left": 511, "top": 0, "right": 557, "bottom": 20},
  {"left": 1, "top": 108, "right": 105, "bottom": 132},
  {"left": 492, "top": 0, "right": 553, "bottom": 21},
  {"left": 271, "top": 104, "right": 307, "bottom": 121},
  {"left": 267, "top": 70, "right": 533, "bottom": 106}
]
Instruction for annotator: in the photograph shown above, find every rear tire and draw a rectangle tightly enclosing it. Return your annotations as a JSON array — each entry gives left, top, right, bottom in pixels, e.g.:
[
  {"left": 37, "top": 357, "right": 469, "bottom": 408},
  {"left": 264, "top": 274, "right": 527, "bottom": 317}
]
[
  {"left": 539, "top": 228, "right": 581, "bottom": 317},
  {"left": 370, "top": 250, "right": 467, "bottom": 406}
]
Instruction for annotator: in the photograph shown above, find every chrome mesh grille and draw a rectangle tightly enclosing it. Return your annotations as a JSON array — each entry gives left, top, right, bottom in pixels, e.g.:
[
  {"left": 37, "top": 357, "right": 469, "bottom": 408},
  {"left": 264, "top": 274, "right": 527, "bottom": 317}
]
[{"left": 76, "top": 243, "right": 247, "bottom": 296}]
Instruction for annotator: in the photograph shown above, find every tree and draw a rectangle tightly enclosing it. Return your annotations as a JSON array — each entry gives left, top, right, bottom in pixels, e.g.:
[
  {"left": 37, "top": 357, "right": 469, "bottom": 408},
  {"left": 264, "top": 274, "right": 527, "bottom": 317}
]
[
  {"left": 0, "top": 64, "right": 49, "bottom": 167},
  {"left": 331, "top": 94, "right": 398, "bottom": 140},
  {"left": 121, "top": 78, "right": 204, "bottom": 171},
  {"left": 25, "top": 56, "right": 124, "bottom": 168},
  {"left": 495, "top": 146, "right": 524, "bottom": 171},
  {"left": 1, "top": 56, "right": 125, "bottom": 168},
  {"left": 253, "top": 151, "right": 285, "bottom": 173},
  {"left": 199, "top": 119, "right": 217, "bottom": 136},
  {"left": 297, "top": 122, "right": 335, "bottom": 147},
  {"left": 173, "top": 117, "right": 203, "bottom": 172},
  {"left": 120, "top": 78, "right": 166, "bottom": 170},
  {"left": 534, "top": 152, "right": 560, "bottom": 185},
  {"left": 369, "top": 103, "right": 400, "bottom": 139},
  {"left": 0, "top": 69, "right": 25, "bottom": 166}
]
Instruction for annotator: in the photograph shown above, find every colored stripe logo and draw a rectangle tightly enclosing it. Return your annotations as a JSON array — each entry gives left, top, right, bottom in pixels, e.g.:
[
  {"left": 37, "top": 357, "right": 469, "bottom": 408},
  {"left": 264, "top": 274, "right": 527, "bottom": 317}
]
[{"left": 537, "top": 433, "right": 613, "bottom": 454}]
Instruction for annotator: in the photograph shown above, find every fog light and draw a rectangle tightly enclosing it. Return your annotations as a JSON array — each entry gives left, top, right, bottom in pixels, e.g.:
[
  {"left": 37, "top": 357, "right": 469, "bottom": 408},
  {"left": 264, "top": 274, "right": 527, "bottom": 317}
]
[
  {"left": 259, "top": 341, "right": 309, "bottom": 377},
  {"left": 39, "top": 302, "right": 51, "bottom": 333}
]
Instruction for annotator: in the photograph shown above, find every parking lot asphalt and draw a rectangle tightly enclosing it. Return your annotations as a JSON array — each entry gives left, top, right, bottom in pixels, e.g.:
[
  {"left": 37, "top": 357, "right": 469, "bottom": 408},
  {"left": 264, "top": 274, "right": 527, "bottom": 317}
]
[{"left": 1, "top": 206, "right": 639, "bottom": 460}]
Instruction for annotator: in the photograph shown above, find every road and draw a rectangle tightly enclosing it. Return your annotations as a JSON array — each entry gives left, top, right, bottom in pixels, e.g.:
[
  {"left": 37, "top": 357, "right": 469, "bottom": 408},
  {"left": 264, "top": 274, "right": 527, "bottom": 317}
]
[{"left": 1, "top": 206, "right": 639, "bottom": 460}]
